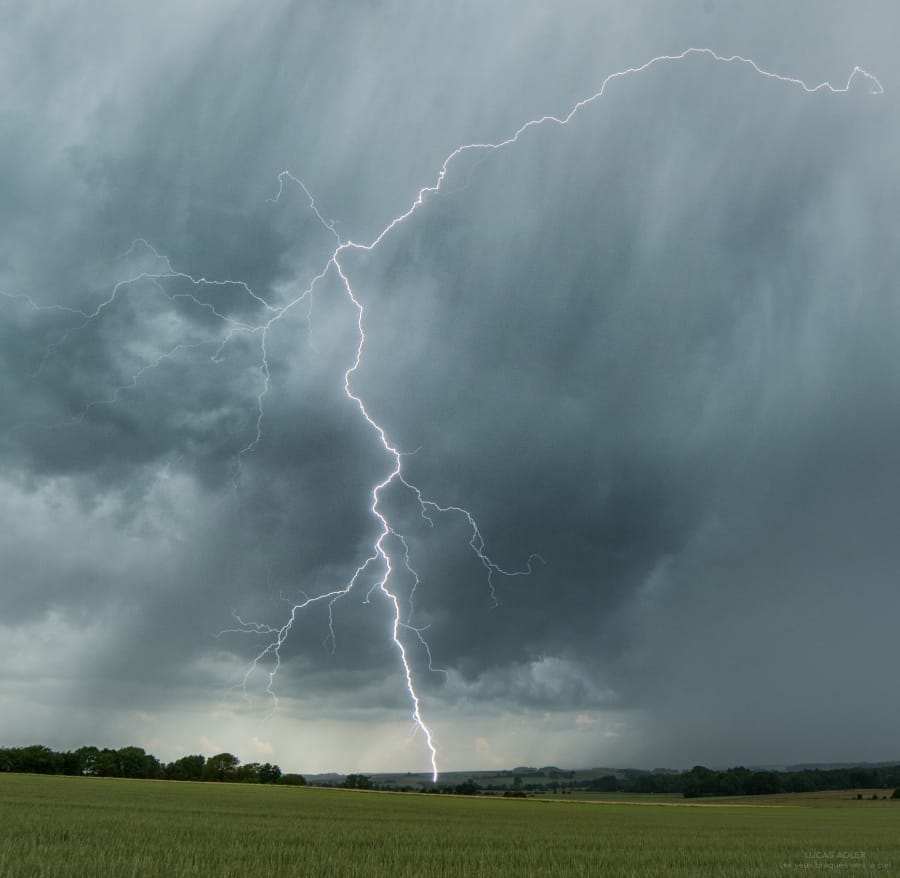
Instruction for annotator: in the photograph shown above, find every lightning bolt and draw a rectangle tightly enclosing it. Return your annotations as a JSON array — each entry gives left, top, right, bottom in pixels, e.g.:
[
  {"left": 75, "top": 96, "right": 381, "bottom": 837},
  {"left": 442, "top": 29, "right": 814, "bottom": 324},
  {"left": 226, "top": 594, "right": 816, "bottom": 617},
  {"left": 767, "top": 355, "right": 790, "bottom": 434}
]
[{"left": 6, "top": 48, "right": 882, "bottom": 783}]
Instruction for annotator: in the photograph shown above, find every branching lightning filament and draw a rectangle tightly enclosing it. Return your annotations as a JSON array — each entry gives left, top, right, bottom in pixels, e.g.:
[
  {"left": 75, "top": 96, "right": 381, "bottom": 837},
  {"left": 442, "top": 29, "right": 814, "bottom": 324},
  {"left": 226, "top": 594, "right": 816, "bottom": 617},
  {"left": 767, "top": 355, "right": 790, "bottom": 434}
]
[{"left": 8, "top": 48, "right": 882, "bottom": 782}]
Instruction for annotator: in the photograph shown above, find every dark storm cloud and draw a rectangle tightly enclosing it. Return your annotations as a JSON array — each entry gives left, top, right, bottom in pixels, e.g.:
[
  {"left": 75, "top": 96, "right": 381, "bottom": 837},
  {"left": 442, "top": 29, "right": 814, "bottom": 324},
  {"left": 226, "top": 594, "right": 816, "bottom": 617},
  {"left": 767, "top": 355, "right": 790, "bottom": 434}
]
[{"left": 1, "top": 0, "right": 898, "bottom": 769}]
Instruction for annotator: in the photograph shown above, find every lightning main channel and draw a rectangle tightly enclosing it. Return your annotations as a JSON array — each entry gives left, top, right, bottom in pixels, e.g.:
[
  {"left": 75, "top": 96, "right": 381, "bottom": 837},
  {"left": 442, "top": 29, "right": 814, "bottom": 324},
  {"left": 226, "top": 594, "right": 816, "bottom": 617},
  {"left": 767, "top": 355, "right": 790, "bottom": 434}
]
[
  {"left": 245, "top": 49, "right": 880, "bottom": 781},
  {"left": 8, "top": 48, "right": 881, "bottom": 783}
]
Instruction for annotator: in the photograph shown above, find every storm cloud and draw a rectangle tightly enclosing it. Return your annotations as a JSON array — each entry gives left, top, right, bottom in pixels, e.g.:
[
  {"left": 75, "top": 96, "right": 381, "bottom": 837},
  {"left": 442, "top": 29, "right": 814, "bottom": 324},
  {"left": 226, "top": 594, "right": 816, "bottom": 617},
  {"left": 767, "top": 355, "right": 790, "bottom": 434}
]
[{"left": 1, "top": 1, "right": 898, "bottom": 773}]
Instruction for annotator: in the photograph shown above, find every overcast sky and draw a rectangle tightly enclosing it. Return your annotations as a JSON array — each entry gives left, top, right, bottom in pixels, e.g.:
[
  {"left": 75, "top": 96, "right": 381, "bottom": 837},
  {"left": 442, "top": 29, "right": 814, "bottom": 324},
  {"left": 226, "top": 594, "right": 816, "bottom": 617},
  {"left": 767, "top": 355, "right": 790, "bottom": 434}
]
[{"left": 1, "top": 1, "right": 898, "bottom": 775}]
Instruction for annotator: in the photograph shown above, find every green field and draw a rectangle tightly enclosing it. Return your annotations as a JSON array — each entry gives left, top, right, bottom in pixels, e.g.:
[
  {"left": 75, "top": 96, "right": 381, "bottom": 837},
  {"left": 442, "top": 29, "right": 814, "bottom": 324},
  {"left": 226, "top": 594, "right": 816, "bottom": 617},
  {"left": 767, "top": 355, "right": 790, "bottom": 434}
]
[{"left": 1, "top": 774, "right": 897, "bottom": 877}]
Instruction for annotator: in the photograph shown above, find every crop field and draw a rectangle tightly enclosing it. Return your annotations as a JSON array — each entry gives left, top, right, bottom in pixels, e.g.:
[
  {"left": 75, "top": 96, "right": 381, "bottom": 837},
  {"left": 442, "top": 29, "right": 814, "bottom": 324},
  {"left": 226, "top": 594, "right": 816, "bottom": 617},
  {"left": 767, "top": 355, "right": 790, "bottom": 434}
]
[{"left": 1, "top": 774, "right": 897, "bottom": 877}]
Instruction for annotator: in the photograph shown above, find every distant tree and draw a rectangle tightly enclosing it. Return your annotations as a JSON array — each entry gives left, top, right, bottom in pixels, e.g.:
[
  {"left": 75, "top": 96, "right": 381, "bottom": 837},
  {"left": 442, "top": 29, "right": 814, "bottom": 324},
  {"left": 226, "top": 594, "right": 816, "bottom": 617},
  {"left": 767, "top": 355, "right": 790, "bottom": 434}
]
[
  {"left": 59, "top": 751, "right": 84, "bottom": 776},
  {"left": 783, "top": 771, "right": 816, "bottom": 793},
  {"left": 454, "top": 781, "right": 480, "bottom": 795},
  {"left": 237, "top": 762, "right": 262, "bottom": 783},
  {"left": 746, "top": 771, "right": 781, "bottom": 796},
  {"left": 588, "top": 775, "right": 619, "bottom": 792},
  {"left": 115, "top": 746, "right": 160, "bottom": 779},
  {"left": 203, "top": 753, "right": 240, "bottom": 782},
  {"left": 165, "top": 754, "right": 206, "bottom": 781},
  {"left": 683, "top": 766, "right": 716, "bottom": 798},
  {"left": 850, "top": 769, "right": 873, "bottom": 788},
  {"left": 892, "top": 788, "right": 900, "bottom": 800},
  {"left": 341, "top": 774, "right": 373, "bottom": 790},
  {"left": 258, "top": 763, "right": 282, "bottom": 784},
  {"left": 91, "top": 749, "right": 121, "bottom": 777},
  {"left": 632, "top": 773, "right": 678, "bottom": 794},
  {"left": 74, "top": 746, "right": 101, "bottom": 776},
  {"left": 718, "top": 767, "right": 752, "bottom": 797},
  {"left": 16, "top": 745, "right": 62, "bottom": 775}
]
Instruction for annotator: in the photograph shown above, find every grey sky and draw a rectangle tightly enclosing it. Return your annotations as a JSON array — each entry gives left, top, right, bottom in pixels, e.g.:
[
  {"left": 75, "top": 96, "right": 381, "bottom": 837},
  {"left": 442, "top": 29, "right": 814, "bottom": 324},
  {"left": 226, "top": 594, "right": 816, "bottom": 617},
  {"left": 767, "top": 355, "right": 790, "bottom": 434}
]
[{"left": 1, "top": 1, "right": 898, "bottom": 774}]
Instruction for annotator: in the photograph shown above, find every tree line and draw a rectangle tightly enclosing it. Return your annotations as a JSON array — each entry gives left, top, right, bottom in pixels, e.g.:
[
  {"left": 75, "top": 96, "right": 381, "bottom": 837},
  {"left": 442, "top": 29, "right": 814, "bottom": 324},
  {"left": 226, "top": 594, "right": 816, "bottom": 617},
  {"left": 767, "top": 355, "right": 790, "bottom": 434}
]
[
  {"left": 0, "top": 744, "right": 306, "bottom": 786},
  {"left": 3, "top": 744, "right": 898, "bottom": 799},
  {"left": 380, "top": 765, "right": 900, "bottom": 798},
  {"left": 586, "top": 764, "right": 900, "bottom": 798}
]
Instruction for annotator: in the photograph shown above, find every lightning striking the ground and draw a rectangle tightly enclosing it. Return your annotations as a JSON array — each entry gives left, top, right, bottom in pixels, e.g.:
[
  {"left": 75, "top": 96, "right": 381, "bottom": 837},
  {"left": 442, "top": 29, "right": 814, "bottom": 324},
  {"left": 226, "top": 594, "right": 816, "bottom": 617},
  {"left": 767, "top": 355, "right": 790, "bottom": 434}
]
[{"left": 7, "top": 48, "right": 882, "bottom": 781}]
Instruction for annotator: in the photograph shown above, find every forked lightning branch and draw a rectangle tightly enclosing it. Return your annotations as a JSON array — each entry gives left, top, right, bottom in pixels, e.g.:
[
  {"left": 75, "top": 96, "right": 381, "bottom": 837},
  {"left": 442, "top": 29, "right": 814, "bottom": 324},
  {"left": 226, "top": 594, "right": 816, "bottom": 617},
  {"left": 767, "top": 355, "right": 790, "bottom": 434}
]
[{"left": 7, "top": 48, "right": 882, "bottom": 782}]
